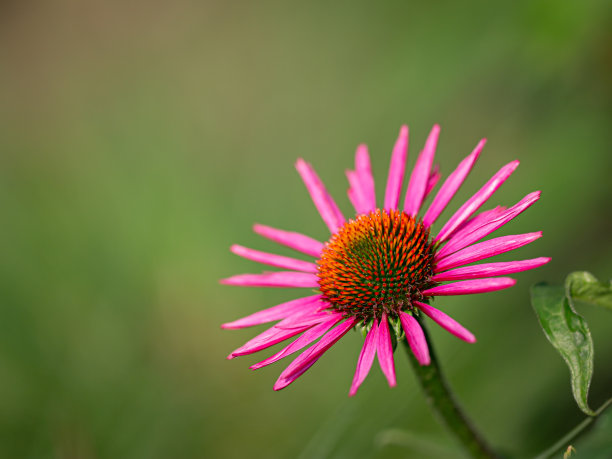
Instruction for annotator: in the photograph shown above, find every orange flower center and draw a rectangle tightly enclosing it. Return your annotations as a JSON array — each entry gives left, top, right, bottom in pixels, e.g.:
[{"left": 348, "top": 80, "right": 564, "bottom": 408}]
[{"left": 317, "top": 209, "right": 436, "bottom": 320}]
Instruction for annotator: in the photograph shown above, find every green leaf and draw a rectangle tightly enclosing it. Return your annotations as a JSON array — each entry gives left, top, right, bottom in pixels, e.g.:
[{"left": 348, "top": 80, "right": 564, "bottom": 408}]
[
  {"left": 566, "top": 271, "right": 612, "bottom": 310},
  {"left": 530, "top": 283, "right": 595, "bottom": 416}
]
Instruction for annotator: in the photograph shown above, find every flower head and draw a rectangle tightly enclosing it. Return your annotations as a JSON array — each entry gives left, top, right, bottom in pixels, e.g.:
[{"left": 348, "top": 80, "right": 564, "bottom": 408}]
[{"left": 221, "top": 125, "right": 549, "bottom": 396}]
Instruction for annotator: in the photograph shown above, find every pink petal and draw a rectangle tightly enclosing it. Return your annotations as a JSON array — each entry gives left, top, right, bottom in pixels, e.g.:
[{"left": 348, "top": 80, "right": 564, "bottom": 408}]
[
  {"left": 437, "top": 191, "right": 541, "bottom": 258},
  {"left": 414, "top": 301, "right": 475, "bottom": 343},
  {"left": 448, "top": 206, "right": 506, "bottom": 240},
  {"left": 424, "top": 165, "right": 441, "bottom": 200},
  {"left": 384, "top": 125, "right": 409, "bottom": 210},
  {"left": 347, "top": 186, "right": 361, "bottom": 215},
  {"left": 220, "top": 271, "right": 319, "bottom": 288},
  {"left": 432, "top": 257, "right": 551, "bottom": 282},
  {"left": 377, "top": 313, "right": 397, "bottom": 387},
  {"left": 274, "top": 317, "right": 357, "bottom": 391},
  {"left": 274, "top": 310, "right": 332, "bottom": 330},
  {"left": 221, "top": 294, "right": 324, "bottom": 329},
  {"left": 250, "top": 314, "right": 343, "bottom": 369},
  {"left": 436, "top": 160, "right": 520, "bottom": 242},
  {"left": 399, "top": 311, "right": 430, "bottom": 365},
  {"left": 404, "top": 125, "right": 440, "bottom": 216},
  {"left": 296, "top": 159, "right": 345, "bottom": 234},
  {"left": 355, "top": 144, "right": 376, "bottom": 212},
  {"left": 435, "top": 232, "right": 543, "bottom": 272},
  {"left": 253, "top": 224, "right": 324, "bottom": 258},
  {"left": 349, "top": 320, "right": 379, "bottom": 396},
  {"left": 228, "top": 314, "right": 320, "bottom": 358},
  {"left": 346, "top": 170, "right": 368, "bottom": 215},
  {"left": 423, "top": 140, "right": 484, "bottom": 228},
  {"left": 423, "top": 277, "right": 516, "bottom": 296},
  {"left": 231, "top": 244, "right": 318, "bottom": 273}
]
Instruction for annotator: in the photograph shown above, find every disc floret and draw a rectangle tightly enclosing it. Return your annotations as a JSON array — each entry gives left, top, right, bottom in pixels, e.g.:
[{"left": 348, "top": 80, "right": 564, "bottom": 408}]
[{"left": 317, "top": 209, "right": 437, "bottom": 321}]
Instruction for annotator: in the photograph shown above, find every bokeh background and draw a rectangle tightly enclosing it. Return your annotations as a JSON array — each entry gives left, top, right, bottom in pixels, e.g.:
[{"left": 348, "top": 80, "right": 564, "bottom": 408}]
[{"left": 0, "top": 1, "right": 611, "bottom": 458}]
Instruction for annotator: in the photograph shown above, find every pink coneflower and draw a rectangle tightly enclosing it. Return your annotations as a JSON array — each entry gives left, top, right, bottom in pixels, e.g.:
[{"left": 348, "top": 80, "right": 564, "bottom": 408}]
[{"left": 222, "top": 125, "right": 549, "bottom": 396}]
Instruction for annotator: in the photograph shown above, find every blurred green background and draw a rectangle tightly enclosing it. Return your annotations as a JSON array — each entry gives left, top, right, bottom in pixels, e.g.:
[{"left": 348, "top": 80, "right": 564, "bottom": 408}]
[{"left": 0, "top": 1, "right": 611, "bottom": 457}]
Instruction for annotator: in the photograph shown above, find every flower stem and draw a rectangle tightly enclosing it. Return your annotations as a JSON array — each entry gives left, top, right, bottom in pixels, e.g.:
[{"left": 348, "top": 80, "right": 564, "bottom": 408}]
[{"left": 403, "top": 315, "right": 499, "bottom": 459}]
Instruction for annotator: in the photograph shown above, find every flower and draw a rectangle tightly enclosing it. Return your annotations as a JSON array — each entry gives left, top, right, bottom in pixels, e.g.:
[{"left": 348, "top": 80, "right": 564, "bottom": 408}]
[{"left": 221, "top": 125, "right": 549, "bottom": 396}]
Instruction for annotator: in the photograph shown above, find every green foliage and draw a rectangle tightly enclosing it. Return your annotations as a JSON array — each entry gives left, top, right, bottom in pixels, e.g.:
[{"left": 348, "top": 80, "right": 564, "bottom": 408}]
[
  {"left": 534, "top": 399, "right": 612, "bottom": 459},
  {"left": 572, "top": 402, "right": 612, "bottom": 459},
  {"left": 531, "top": 271, "right": 612, "bottom": 457},
  {"left": 566, "top": 272, "right": 612, "bottom": 311},
  {"left": 530, "top": 282, "right": 595, "bottom": 415},
  {"left": 531, "top": 272, "right": 611, "bottom": 416}
]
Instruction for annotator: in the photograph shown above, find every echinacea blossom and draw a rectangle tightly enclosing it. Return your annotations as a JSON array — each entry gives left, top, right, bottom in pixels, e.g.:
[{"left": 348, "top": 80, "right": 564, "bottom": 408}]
[{"left": 222, "top": 125, "right": 549, "bottom": 396}]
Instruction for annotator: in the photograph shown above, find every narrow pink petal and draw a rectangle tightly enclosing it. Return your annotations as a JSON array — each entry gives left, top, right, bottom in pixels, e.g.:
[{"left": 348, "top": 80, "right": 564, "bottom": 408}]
[
  {"left": 253, "top": 224, "right": 324, "bottom": 258},
  {"left": 437, "top": 191, "right": 541, "bottom": 259},
  {"left": 349, "top": 320, "right": 379, "bottom": 396},
  {"left": 250, "top": 314, "right": 343, "bottom": 369},
  {"left": 274, "top": 310, "right": 332, "bottom": 330},
  {"left": 228, "top": 328, "right": 305, "bottom": 359},
  {"left": 424, "top": 165, "right": 441, "bottom": 200},
  {"left": 273, "top": 317, "right": 357, "bottom": 391},
  {"left": 231, "top": 245, "right": 318, "bottom": 273},
  {"left": 399, "top": 312, "right": 430, "bottom": 365},
  {"left": 228, "top": 318, "right": 316, "bottom": 358},
  {"left": 423, "top": 277, "right": 516, "bottom": 296},
  {"left": 436, "top": 160, "right": 520, "bottom": 242},
  {"left": 432, "top": 257, "right": 551, "bottom": 282},
  {"left": 449, "top": 206, "right": 506, "bottom": 240},
  {"left": 404, "top": 125, "right": 440, "bottom": 216},
  {"left": 347, "top": 186, "right": 361, "bottom": 215},
  {"left": 435, "top": 232, "right": 543, "bottom": 272},
  {"left": 384, "top": 125, "right": 409, "bottom": 210},
  {"left": 220, "top": 271, "right": 319, "bottom": 288},
  {"left": 346, "top": 170, "right": 368, "bottom": 215},
  {"left": 377, "top": 313, "right": 396, "bottom": 387},
  {"left": 414, "top": 301, "right": 475, "bottom": 343},
  {"left": 355, "top": 144, "right": 376, "bottom": 211},
  {"left": 423, "top": 140, "right": 484, "bottom": 227},
  {"left": 222, "top": 294, "right": 324, "bottom": 329},
  {"left": 296, "top": 159, "right": 345, "bottom": 233}
]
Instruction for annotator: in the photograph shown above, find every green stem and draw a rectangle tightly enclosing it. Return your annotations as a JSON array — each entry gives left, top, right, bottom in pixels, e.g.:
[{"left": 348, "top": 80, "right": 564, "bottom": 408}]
[
  {"left": 534, "top": 398, "right": 612, "bottom": 459},
  {"left": 404, "top": 315, "right": 499, "bottom": 459}
]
